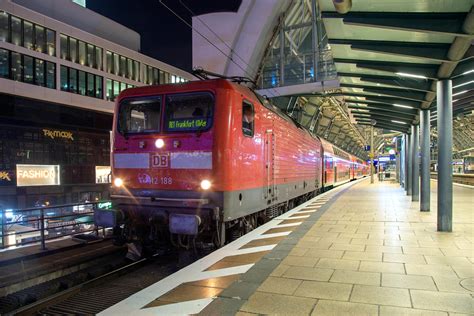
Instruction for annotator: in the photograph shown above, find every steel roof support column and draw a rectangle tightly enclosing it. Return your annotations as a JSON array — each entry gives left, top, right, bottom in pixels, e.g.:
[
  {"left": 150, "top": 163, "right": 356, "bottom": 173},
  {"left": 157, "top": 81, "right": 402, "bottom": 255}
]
[
  {"left": 403, "top": 134, "right": 408, "bottom": 191},
  {"left": 407, "top": 128, "right": 413, "bottom": 196},
  {"left": 420, "top": 109, "right": 431, "bottom": 212},
  {"left": 437, "top": 80, "right": 453, "bottom": 232},
  {"left": 370, "top": 125, "right": 374, "bottom": 184},
  {"left": 412, "top": 124, "right": 420, "bottom": 202}
]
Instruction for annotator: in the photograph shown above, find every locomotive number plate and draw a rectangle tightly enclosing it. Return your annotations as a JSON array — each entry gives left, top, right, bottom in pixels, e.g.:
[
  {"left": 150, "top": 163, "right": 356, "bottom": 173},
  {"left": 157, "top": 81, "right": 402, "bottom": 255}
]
[{"left": 151, "top": 153, "right": 169, "bottom": 168}]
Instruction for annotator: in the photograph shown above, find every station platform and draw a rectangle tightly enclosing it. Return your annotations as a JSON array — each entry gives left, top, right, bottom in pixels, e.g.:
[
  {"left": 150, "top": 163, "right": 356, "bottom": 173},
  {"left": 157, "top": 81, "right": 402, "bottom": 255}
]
[{"left": 101, "top": 178, "right": 473, "bottom": 316}]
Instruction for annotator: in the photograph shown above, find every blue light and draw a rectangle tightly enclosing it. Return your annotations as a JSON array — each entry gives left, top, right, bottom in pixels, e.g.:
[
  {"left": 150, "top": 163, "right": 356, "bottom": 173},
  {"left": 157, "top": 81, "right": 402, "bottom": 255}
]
[
  {"left": 271, "top": 74, "right": 277, "bottom": 86},
  {"left": 310, "top": 67, "right": 314, "bottom": 78}
]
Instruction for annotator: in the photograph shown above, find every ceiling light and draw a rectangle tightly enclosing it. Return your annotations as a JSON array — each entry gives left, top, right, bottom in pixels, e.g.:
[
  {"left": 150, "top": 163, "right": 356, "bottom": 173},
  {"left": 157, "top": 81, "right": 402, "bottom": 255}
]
[
  {"left": 393, "top": 104, "right": 413, "bottom": 109},
  {"left": 453, "top": 80, "right": 474, "bottom": 89},
  {"left": 396, "top": 72, "right": 427, "bottom": 79},
  {"left": 391, "top": 120, "right": 407, "bottom": 125},
  {"left": 452, "top": 90, "right": 467, "bottom": 97},
  {"left": 462, "top": 69, "right": 474, "bottom": 75}
]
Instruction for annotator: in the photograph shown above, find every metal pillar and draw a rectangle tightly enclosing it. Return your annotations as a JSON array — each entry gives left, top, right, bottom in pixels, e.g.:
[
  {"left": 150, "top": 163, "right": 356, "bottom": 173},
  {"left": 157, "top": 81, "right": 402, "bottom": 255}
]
[
  {"left": 370, "top": 126, "right": 374, "bottom": 184},
  {"left": 404, "top": 134, "right": 408, "bottom": 190},
  {"left": 420, "top": 109, "right": 431, "bottom": 211},
  {"left": 407, "top": 129, "right": 413, "bottom": 195},
  {"left": 437, "top": 80, "right": 452, "bottom": 232},
  {"left": 412, "top": 124, "right": 420, "bottom": 202}
]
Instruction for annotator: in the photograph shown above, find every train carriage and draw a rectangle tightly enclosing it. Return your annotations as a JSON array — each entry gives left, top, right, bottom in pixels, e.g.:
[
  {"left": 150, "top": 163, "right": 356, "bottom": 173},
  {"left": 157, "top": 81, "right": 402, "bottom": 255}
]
[{"left": 101, "top": 78, "right": 366, "bottom": 253}]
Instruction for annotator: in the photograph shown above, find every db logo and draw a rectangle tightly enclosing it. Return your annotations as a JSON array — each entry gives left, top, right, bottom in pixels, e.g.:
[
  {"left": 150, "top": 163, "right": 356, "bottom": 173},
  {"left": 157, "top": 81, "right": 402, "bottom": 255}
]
[
  {"left": 138, "top": 173, "right": 152, "bottom": 184},
  {"left": 152, "top": 154, "right": 169, "bottom": 168}
]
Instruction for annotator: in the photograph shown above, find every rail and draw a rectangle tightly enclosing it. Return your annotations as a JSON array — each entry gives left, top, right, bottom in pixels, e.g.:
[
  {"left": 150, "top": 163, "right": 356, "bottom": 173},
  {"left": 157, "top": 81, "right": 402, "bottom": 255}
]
[
  {"left": 430, "top": 172, "right": 474, "bottom": 186},
  {"left": 0, "top": 201, "right": 113, "bottom": 250}
]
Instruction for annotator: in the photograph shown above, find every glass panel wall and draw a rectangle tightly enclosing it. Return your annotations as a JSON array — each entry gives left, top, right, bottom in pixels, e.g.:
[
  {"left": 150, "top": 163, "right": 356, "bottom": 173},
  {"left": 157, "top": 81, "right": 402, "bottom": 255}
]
[
  {"left": 0, "top": 12, "right": 55, "bottom": 55},
  {"left": 0, "top": 48, "right": 55, "bottom": 89},
  {"left": 106, "top": 50, "right": 140, "bottom": 81},
  {"left": 60, "top": 65, "right": 103, "bottom": 99},
  {"left": 143, "top": 64, "right": 186, "bottom": 86},
  {"left": 60, "top": 34, "right": 102, "bottom": 70},
  {"left": 106, "top": 78, "right": 134, "bottom": 101}
]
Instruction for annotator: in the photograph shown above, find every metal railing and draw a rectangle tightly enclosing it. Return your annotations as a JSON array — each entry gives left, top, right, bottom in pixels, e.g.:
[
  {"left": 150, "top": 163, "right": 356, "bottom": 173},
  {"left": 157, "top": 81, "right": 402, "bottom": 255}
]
[{"left": 0, "top": 201, "right": 113, "bottom": 250}]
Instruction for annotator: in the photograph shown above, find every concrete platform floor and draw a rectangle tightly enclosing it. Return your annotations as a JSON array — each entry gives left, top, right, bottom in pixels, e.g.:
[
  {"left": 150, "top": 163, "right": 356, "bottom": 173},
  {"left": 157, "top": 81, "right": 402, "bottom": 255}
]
[{"left": 232, "top": 180, "right": 474, "bottom": 315}]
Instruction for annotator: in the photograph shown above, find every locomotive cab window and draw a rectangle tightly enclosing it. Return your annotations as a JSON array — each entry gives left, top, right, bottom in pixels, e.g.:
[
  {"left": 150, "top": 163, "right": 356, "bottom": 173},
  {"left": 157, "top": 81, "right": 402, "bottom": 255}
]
[
  {"left": 242, "top": 102, "right": 254, "bottom": 137},
  {"left": 164, "top": 92, "right": 214, "bottom": 133},
  {"left": 118, "top": 96, "right": 162, "bottom": 134}
]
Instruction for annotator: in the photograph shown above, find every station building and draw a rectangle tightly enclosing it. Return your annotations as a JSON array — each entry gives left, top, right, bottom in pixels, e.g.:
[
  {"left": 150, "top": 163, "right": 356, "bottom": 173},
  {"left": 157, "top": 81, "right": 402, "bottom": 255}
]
[{"left": 0, "top": 0, "right": 193, "bottom": 208}]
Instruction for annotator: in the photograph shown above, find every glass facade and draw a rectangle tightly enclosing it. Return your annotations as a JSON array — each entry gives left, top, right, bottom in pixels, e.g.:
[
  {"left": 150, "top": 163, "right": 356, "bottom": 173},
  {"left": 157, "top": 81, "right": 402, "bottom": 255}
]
[
  {"left": 106, "top": 78, "right": 135, "bottom": 101},
  {"left": 143, "top": 64, "right": 186, "bottom": 85},
  {"left": 60, "top": 34, "right": 103, "bottom": 71},
  {"left": 105, "top": 50, "right": 140, "bottom": 81},
  {"left": 0, "top": 48, "right": 56, "bottom": 88},
  {"left": 60, "top": 65, "right": 103, "bottom": 99},
  {"left": 0, "top": 11, "right": 56, "bottom": 56}
]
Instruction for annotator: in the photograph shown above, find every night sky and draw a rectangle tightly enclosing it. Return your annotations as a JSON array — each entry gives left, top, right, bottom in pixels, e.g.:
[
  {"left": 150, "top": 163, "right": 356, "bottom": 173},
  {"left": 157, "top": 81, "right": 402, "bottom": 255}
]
[{"left": 86, "top": 0, "right": 241, "bottom": 72}]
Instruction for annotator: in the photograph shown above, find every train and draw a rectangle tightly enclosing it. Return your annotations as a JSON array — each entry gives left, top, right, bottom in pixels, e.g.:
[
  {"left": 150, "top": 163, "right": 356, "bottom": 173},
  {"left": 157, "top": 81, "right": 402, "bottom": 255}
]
[{"left": 97, "top": 78, "right": 368, "bottom": 255}]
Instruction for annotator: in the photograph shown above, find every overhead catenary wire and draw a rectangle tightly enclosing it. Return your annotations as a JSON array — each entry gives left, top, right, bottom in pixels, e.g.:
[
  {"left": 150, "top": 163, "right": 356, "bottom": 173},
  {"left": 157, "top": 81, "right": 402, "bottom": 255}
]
[
  {"left": 158, "top": 2, "right": 257, "bottom": 85},
  {"left": 159, "top": 0, "right": 281, "bottom": 98}
]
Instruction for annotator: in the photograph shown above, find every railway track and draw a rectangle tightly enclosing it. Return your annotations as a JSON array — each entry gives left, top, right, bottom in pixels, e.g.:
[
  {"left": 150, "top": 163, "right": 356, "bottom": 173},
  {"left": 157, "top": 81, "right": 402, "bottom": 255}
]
[
  {"left": 431, "top": 173, "right": 474, "bottom": 186},
  {"left": 8, "top": 252, "right": 177, "bottom": 315}
]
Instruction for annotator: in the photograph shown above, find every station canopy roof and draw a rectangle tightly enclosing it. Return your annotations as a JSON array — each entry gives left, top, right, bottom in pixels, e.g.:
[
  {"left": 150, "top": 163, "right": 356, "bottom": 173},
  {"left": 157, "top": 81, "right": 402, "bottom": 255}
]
[{"left": 319, "top": 0, "right": 474, "bottom": 135}]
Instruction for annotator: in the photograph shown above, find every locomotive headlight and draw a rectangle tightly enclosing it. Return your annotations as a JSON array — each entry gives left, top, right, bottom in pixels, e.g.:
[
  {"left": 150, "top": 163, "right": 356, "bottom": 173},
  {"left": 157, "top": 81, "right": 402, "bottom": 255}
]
[
  {"left": 200, "top": 179, "right": 211, "bottom": 190},
  {"left": 114, "top": 178, "right": 124, "bottom": 187},
  {"left": 155, "top": 139, "right": 165, "bottom": 149}
]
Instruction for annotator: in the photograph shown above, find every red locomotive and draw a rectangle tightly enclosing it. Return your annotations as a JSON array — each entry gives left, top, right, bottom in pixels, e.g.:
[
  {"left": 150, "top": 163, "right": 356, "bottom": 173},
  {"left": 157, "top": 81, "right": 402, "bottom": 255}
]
[{"left": 102, "top": 79, "right": 367, "bottom": 251}]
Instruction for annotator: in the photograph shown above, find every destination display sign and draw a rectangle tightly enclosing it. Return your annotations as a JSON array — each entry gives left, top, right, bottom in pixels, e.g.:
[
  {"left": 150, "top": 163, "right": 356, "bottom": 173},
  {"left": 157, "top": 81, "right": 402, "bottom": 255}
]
[
  {"left": 16, "top": 164, "right": 60, "bottom": 187},
  {"left": 167, "top": 118, "right": 209, "bottom": 132}
]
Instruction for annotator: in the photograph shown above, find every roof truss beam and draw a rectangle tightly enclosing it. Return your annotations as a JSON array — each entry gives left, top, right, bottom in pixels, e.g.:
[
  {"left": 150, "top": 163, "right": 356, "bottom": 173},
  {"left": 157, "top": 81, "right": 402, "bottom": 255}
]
[{"left": 321, "top": 12, "right": 470, "bottom": 37}]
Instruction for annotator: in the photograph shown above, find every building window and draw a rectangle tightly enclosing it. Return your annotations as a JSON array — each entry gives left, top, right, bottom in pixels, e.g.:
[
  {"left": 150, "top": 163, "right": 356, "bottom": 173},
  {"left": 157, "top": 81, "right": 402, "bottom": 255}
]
[
  {"left": 0, "top": 11, "right": 8, "bottom": 42},
  {"left": 105, "top": 50, "right": 140, "bottom": 82},
  {"left": 46, "top": 61, "right": 55, "bottom": 89},
  {"left": 86, "top": 43, "right": 94, "bottom": 68},
  {"left": 35, "top": 59, "right": 45, "bottom": 86},
  {"left": 23, "top": 21, "right": 34, "bottom": 50},
  {"left": 0, "top": 49, "right": 8, "bottom": 78},
  {"left": 95, "top": 47, "right": 102, "bottom": 70},
  {"left": 95, "top": 75, "right": 103, "bottom": 99},
  {"left": 11, "top": 52, "right": 21, "bottom": 81},
  {"left": 34, "top": 25, "right": 46, "bottom": 53},
  {"left": 60, "top": 65, "right": 68, "bottom": 91},
  {"left": 78, "top": 40, "right": 86, "bottom": 65},
  {"left": 23, "top": 55, "right": 34, "bottom": 83},
  {"left": 106, "top": 78, "right": 134, "bottom": 101},
  {"left": 68, "top": 67, "right": 77, "bottom": 93},
  {"left": 46, "top": 29, "right": 55, "bottom": 56},
  {"left": 10, "top": 16, "right": 21, "bottom": 46},
  {"left": 0, "top": 48, "right": 55, "bottom": 89},
  {"left": 69, "top": 37, "right": 77, "bottom": 63},
  {"left": 2, "top": 12, "right": 55, "bottom": 55},
  {"left": 60, "top": 65, "right": 103, "bottom": 99}
]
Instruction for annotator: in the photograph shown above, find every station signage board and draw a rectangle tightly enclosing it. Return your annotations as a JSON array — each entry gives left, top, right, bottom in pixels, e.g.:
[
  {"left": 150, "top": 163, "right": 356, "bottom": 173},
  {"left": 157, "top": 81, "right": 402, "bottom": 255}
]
[
  {"left": 16, "top": 164, "right": 60, "bottom": 187},
  {"left": 95, "top": 166, "right": 111, "bottom": 184}
]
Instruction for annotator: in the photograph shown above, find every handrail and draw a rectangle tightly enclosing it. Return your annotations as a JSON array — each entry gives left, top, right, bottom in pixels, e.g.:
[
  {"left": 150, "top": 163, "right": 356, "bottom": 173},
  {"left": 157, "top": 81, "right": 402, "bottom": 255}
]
[{"left": 0, "top": 201, "right": 112, "bottom": 250}]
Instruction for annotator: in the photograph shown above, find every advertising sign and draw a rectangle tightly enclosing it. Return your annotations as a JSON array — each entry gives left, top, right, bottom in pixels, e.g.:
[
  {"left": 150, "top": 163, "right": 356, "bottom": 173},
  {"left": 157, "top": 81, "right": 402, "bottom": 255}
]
[
  {"left": 16, "top": 164, "right": 60, "bottom": 186},
  {"left": 0, "top": 170, "right": 15, "bottom": 186},
  {"left": 95, "top": 166, "right": 111, "bottom": 183}
]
